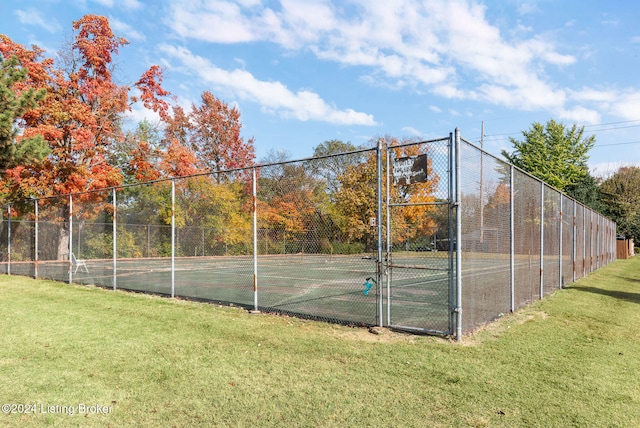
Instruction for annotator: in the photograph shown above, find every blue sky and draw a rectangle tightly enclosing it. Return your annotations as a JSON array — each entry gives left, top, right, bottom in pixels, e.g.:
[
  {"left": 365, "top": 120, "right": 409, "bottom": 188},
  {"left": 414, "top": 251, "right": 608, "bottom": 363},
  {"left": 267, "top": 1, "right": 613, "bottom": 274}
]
[{"left": 2, "top": 0, "right": 640, "bottom": 176}]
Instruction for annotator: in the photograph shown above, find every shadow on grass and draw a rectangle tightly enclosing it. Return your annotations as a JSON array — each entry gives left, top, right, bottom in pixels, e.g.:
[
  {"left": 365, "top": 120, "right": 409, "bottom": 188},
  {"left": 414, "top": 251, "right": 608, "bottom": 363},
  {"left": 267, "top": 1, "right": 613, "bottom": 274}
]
[{"left": 570, "top": 285, "right": 640, "bottom": 305}]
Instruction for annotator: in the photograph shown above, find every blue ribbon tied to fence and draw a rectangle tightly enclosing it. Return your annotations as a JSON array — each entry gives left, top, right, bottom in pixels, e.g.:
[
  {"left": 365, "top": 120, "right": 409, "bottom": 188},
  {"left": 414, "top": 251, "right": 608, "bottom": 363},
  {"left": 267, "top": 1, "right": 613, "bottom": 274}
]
[{"left": 363, "top": 277, "right": 376, "bottom": 296}]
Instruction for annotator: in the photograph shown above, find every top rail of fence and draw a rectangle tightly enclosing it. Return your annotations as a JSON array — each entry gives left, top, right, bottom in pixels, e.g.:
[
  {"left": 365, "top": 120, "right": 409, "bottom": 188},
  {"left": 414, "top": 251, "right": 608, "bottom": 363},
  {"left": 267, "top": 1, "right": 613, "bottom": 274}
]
[{"left": 1, "top": 145, "right": 378, "bottom": 207}]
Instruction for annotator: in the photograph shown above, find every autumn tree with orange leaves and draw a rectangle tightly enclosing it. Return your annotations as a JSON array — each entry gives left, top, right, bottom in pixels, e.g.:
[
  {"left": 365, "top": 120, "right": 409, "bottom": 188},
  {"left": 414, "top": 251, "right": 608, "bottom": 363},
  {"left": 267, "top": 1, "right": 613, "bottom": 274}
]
[
  {"left": 0, "top": 15, "right": 171, "bottom": 258},
  {"left": 189, "top": 91, "right": 255, "bottom": 173},
  {"left": 331, "top": 150, "right": 376, "bottom": 249},
  {"left": 388, "top": 140, "right": 441, "bottom": 244},
  {"left": 123, "top": 91, "right": 255, "bottom": 189},
  {"left": 117, "top": 91, "right": 256, "bottom": 255},
  {"left": 333, "top": 137, "right": 441, "bottom": 251},
  {"left": 0, "top": 16, "right": 172, "bottom": 198}
]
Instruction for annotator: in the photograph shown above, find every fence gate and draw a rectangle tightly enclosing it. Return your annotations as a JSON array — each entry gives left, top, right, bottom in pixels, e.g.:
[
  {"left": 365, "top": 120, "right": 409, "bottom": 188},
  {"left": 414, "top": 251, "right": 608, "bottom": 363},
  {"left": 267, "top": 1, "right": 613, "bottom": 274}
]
[{"left": 384, "top": 138, "right": 455, "bottom": 335}]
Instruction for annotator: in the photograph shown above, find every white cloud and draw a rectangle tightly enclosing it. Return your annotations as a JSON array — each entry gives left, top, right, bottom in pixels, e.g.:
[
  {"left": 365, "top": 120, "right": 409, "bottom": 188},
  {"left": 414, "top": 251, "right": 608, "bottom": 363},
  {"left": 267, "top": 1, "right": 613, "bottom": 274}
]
[
  {"left": 433, "top": 84, "right": 469, "bottom": 100},
  {"left": 163, "top": 0, "right": 613, "bottom": 121},
  {"left": 401, "top": 126, "right": 423, "bottom": 137},
  {"left": 558, "top": 106, "right": 601, "bottom": 124},
  {"left": 110, "top": 17, "right": 145, "bottom": 42},
  {"left": 610, "top": 92, "right": 640, "bottom": 120},
  {"left": 92, "top": 0, "right": 113, "bottom": 6},
  {"left": 160, "top": 45, "right": 377, "bottom": 126},
  {"left": 517, "top": 2, "right": 539, "bottom": 15},
  {"left": 14, "top": 9, "right": 62, "bottom": 34},
  {"left": 590, "top": 162, "right": 627, "bottom": 178},
  {"left": 124, "top": 0, "right": 143, "bottom": 8},
  {"left": 541, "top": 51, "right": 576, "bottom": 66},
  {"left": 570, "top": 88, "right": 616, "bottom": 103},
  {"left": 481, "top": 81, "right": 564, "bottom": 111},
  {"left": 275, "top": 0, "right": 338, "bottom": 48},
  {"left": 124, "top": 102, "right": 162, "bottom": 127},
  {"left": 170, "top": 2, "right": 258, "bottom": 43},
  {"left": 236, "top": 0, "right": 261, "bottom": 6},
  {"left": 569, "top": 87, "right": 640, "bottom": 121},
  {"left": 91, "top": 0, "right": 142, "bottom": 9}
]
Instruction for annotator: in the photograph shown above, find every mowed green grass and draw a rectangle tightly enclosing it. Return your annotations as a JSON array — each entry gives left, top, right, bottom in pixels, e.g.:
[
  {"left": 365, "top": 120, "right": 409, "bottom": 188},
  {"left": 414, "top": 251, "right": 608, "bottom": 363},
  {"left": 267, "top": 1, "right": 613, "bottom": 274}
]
[{"left": 1, "top": 257, "right": 640, "bottom": 427}]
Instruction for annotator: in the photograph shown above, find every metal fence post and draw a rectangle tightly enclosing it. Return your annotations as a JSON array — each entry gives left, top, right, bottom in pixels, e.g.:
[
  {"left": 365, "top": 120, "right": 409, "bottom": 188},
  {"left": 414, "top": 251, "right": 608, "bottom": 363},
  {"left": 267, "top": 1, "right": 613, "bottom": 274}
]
[
  {"left": 113, "top": 188, "right": 117, "bottom": 291},
  {"left": 253, "top": 167, "right": 259, "bottom": 312},
  {"left": 609, "top": 220, "right": 612, "bottom": 262},
  {"left": 34, "top": 199, "right": 38, "bottom": 279},
  {"left": 589, "top": 211, "right": 595, "bottom": 273},
  {"left": 601, "top": 217, "right": 604, "bottom": 264},
  {"left": 539, "top": 184, "right": 544, "bottom": 299},
  {"left": 607, "top": 219, "right": 611, "bottom": 263},
  {"left": 559, "top": 196, "right": 563, "bottom": 289},
  {"left": 613, "top": 220, "right": 617, "bottom": 262},
  {"left": 593, "top": 212, "right": 596, "bottom": 270},
  {"left": 7, "top": 204, "right": 11, "bottom": 275},
  {"left": 603, "top": 218, "right": 611, "bottom": 264},
  {"left": 613, "top": 220, "right": 616, "bottom": 261},
  {"left": 509, "top": 165, "right": 515, "bottom": 312},
  {"left": 572, "top": 201, "right": 576, "bottom": 283},
  {"left": 385, "top": 143, "right": 392, "bottom": 327},
  {"left": 596, "top": 217, "right": 600, "bottom": 269},
  {"left": 454, "top": 128, "right": 462, "bottom": 341},
  {"left": 583, "top": 207, "right": 586, "bottom": 278},
  {"left": 376, "top": 138, "right": 384, "bottom": 328},
  {"left": 171, "top": 179, "right": 175, "bottom": 298},
  {"left": 448, "top": 133, "right": 455, "bottom": 333},
  {"left": 69, "top": 194, "right": 73, "bottom": 283}
]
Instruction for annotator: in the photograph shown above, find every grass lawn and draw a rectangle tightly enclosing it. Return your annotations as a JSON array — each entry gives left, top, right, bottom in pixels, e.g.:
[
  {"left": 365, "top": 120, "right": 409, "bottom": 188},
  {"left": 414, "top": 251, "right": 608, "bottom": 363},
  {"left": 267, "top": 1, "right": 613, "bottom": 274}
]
[{"left": 1, "top": 257, "right": 640, "bottom": 427}]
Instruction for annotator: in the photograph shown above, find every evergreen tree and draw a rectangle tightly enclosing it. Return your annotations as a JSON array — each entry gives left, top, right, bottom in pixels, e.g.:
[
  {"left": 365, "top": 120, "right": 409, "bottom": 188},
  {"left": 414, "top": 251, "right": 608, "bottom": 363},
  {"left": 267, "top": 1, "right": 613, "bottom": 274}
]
[
  {"left": 0, "top": 54, "right": 48, "bottom": 171},
  {"left": 565, "top": 172, "right": 604, "bottom": 213},
  {"left": 502, "top": 119, "right": 595, "bottom": 192},
  {"left": 600, "top": 166, "right": 640, "bottom": 241}
]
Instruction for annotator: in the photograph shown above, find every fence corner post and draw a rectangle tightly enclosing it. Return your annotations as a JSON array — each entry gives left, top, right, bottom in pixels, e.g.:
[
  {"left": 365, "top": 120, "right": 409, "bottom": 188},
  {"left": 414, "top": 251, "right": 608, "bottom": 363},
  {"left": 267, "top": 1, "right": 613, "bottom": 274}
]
[
  {"left": 454, "top": 128, "right": 462, "bottom": 341},
  {"left": 252, "top": 167, "right": 259, "bottom": 313},
  {"left": 509, "top": 165, "right": 515, "bottom": 313},
  {"left": 376, "top": 138, "right": 384, "bottom": 328}
]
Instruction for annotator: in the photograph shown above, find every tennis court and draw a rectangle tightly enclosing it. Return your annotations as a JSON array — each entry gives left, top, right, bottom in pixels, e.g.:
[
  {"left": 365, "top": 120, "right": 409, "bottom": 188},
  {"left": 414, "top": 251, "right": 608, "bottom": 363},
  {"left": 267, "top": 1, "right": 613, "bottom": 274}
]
[
  {"left": 5, "top": 249, "right": 458, "bottom": 330},
  {"left": 0, "top": 131, "right": 616, "bottom": 339}
]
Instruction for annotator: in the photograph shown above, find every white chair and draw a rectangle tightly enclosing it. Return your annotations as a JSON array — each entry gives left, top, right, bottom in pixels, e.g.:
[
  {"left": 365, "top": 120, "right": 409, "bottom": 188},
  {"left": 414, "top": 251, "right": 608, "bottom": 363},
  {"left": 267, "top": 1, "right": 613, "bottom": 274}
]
[{"left": 71, "top": 252, "right": 89, "bottom": 273}]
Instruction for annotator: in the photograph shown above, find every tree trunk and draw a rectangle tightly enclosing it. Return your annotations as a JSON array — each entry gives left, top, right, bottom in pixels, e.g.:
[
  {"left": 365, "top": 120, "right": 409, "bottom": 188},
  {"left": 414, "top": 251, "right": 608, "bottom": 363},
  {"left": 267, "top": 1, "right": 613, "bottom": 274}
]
[
  {"left": 57, "top": 203, "right": 71, "bottom": 261},
  {"left": 57, "top": 224, "right": 70, "bottom": 261}
]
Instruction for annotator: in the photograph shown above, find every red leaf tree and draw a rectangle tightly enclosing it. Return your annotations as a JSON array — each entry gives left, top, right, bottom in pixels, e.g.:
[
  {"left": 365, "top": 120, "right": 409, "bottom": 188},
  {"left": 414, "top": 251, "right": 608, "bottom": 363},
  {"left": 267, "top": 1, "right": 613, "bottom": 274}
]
[
  {"left": 189, "top": 91, "right": 255, "bottom": 173},
  {"left": 0, "top": 15, "right": 172, "bottom": 259}
]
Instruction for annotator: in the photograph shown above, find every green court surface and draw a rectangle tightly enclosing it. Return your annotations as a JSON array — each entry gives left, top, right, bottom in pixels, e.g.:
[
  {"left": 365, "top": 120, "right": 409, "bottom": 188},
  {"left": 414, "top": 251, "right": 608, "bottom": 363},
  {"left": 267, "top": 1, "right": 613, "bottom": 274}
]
[
  {"left": 12, "top": 252, "right": 452, "bottom": 331},
  {"left": 3, "top": 250, "right": 576, "bottom": 334}
]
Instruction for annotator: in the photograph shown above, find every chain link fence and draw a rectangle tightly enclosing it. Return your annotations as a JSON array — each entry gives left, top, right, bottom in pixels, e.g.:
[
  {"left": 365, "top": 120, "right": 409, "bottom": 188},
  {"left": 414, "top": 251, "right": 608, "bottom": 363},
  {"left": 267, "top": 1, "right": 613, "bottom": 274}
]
[
  {"left": 385, "top": 137, "right": 454, "bottom": 334},
  {"left": 458, "top": 136, "right": 616, "bottom": 334},
  {"left": 0, "top": 130, "right": 616, "bottom": 338}
]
